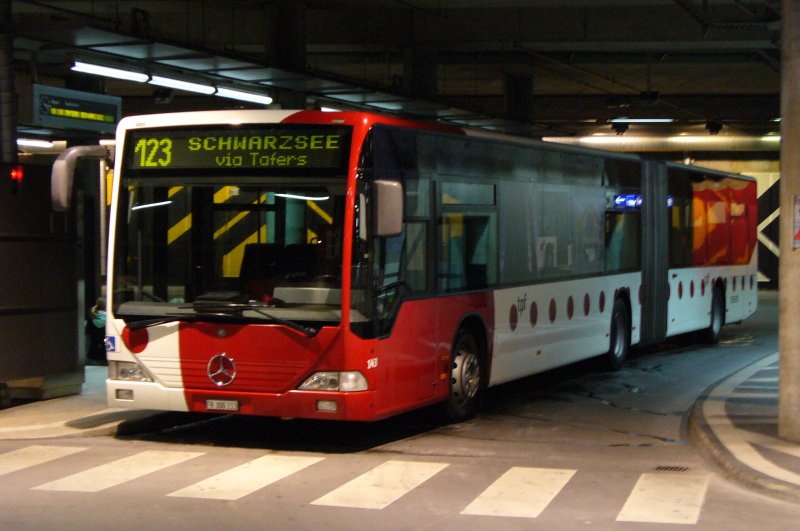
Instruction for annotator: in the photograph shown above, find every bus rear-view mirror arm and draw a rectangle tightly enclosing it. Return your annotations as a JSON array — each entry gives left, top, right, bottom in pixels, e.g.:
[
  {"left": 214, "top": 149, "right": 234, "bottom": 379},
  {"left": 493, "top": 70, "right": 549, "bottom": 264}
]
[
  {"left": 51, "top": 145, "right": 109, "bottom": 211},
  {"left": 374, "top": 179, "right": 403, "bottom": 237}
]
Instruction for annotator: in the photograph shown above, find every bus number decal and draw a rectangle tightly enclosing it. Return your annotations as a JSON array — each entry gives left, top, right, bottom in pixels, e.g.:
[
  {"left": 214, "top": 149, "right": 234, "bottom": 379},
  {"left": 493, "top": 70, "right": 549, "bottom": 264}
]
[
  {"left": 367, "top": 357, "right": 378, "bottom": 370},
  {"left": 135, "top": 137, "right": 173, "bottom": 168}
]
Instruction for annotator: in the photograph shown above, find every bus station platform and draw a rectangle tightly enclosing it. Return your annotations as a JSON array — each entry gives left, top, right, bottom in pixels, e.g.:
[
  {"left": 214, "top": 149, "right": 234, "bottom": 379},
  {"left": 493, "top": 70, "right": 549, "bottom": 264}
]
[
  {"left": 0, "top": 366, "right": 151, "bottom": 439},
  {"left": 0, "top": 350, "right": 798, "bottom": 504}
]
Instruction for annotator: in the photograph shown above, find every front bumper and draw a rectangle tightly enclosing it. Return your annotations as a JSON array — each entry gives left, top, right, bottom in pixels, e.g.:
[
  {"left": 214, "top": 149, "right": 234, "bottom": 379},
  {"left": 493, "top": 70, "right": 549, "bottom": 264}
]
[{"left": 107, "top": 379, "right": 380, "bottom": 421}]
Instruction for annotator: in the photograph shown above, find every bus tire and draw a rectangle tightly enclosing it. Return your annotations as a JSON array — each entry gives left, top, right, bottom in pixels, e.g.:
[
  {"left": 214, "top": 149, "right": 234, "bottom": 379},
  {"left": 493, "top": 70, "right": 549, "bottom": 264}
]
[
  {"left": 441, "top": 328, "right": 482, "bottom": 423},
  {"left": 605, "top": 298, "right": 630, "bottom": 371},
  {"left": 704, "top": 286, "right": 725, "bottom": 343}
]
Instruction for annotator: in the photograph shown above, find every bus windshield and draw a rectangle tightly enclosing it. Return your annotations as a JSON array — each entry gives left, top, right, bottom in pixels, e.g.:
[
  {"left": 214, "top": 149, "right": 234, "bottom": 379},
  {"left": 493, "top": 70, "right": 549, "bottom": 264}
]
[{"left": 112, "top": 177, "right": 347, "bottom": 325}]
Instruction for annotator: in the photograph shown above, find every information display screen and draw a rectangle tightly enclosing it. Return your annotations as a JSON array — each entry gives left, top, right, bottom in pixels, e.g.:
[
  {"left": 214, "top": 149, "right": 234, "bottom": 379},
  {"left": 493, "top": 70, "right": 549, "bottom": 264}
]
[{"left": 124, "top": 125, "right": 351, "bottom": 172}]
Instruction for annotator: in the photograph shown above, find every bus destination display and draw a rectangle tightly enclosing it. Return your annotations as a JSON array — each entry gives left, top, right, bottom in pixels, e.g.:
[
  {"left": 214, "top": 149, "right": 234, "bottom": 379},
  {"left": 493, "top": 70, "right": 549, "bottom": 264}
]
[{"left": 125, "top": 126, "right": 350, "bottom": 171}]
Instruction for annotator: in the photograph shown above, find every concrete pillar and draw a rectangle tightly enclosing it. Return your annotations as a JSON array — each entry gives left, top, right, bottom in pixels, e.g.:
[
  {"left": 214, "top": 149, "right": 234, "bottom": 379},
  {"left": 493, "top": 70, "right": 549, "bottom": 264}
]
[
  {"left": 504, "top": 73, "right": 533, "bottom": 123},
  {"left": 778, "top": 0, "right": 800, "bottom": 442},
  {"left": 403, "top": 47, "right": 438, "bottom": 99},
  {"left": 504, "top": 73, "right": 533, "bottom": 135},
  {"left": 265, "top": 3, "right": 306, "bottom": 71},
  {"left": 264, "top": 4, "right": 307, "bottom": 108},
  {"left": 0, "top": 2, "right": 17, "bottom": 165},
  {"left": 274, "top": 90, "right": 308, "bottom": 110}
]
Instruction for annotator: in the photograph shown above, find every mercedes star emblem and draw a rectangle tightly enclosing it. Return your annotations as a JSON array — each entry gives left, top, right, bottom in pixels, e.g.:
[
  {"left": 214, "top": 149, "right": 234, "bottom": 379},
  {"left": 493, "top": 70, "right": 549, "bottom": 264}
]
[{"left": 207, "top": 353, "right": 237, "bottom": 387}]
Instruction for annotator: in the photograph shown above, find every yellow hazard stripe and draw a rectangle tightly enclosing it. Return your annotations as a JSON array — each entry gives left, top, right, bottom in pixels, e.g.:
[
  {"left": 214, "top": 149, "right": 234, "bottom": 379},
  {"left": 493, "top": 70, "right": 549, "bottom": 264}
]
[
  {"left": 223, "top": 225, "right": 268, "bottom": 277},
  {"left": 306, "top": 199, "right": 332, "bottom": 224},
  {"left": 214, "top": 187, "right": 234, "bottom": 203},
  {"left": 213, "top": 192, "right": 268, "bottom": 240},
  {"left": 168, "top": 214, "right": 192, "bottom": 245}
]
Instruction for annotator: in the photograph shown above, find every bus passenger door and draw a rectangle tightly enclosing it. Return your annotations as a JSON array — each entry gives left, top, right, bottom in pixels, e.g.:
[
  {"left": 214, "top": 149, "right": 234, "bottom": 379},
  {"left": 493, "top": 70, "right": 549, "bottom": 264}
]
[{"left": 372, "top": 220, "right": 443, "bottom": 412}]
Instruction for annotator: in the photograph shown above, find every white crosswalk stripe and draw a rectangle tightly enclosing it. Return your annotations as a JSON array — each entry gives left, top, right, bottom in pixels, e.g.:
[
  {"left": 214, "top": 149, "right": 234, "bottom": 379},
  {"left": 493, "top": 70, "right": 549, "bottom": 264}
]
[
  {"left": 616, "top": 472, "right": 710, "bottom": 524},
  {"left": 311, "top": 460, "right": 449, "bottom": 509},
  {"left": 461, "top": 467, "right": 576, "bottom": 518},
  {"left": 0, "top": 445, "right": 87, "bottom": 477},
  {"left": 33, "top": 450, "right": 204, "bottom": 492},
  {"left": 168, "top": 454, "right": 324, "bottom": 500},
  {"left": 2, "top": 444, "right": 718, "bottom": 524}
]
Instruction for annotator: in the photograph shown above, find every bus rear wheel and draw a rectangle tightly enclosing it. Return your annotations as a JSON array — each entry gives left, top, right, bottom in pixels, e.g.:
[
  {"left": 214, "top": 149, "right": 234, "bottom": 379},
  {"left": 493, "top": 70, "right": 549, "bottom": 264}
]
[
  {"left": 703, "top": 286, "right": 725, "bottom": 343},
  {"left": 441, "top": 328, "right": 482, "bottom": 423},
  {"left": 605, "top": 298, "right": 630, "bottom": 371}
]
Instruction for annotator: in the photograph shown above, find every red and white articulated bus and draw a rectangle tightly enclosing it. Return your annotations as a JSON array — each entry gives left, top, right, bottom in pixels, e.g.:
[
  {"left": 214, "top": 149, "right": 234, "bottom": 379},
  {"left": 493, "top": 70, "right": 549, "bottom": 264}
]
[{"left": 52, "top": 110, "right": 758, "bottom": 422}]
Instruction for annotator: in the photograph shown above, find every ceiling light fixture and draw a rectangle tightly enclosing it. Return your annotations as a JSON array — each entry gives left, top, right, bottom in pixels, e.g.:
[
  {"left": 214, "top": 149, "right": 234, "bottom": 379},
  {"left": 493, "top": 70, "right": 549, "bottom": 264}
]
[
  {"left": 542, "top": 135, "right": 782, "bottom": 150},
  {"left": 71, "top": 60, "right": 149, "bottom": 83},
  {"left": 148, "top": 75, "right": 216, "bottom": 95},
  {"left": 131, "top": 200, "right": 173, "bottom": 211},
  {"left": 574, "top": 135, "right": 651, "bottom": 145},
  {"left": 215, "top": 87, "right": 273, "bottom": 105},
  {"left": 609, "top": 118, "right": 674, "bottom": 123},
  {"left": 17, "top": 138, "right": 54, "bottom": 148},
  {"left": 275, "top": 193, "right": 330, "bottom": 202}
]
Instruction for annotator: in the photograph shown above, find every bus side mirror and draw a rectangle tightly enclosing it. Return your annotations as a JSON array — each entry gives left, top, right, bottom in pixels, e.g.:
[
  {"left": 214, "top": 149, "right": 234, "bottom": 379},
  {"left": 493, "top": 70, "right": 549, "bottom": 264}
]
[
  {"left": 374, "top": 180, "right": 403, "bottom": 237},
  {"left": 51, "top": 145, "right": 108, "bottom": 211}
]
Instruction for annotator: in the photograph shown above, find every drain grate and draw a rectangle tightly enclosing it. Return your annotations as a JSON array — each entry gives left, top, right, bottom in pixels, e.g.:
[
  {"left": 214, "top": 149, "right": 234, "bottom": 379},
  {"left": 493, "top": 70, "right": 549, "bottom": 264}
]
[{"left": 654, "top": 465, "right": 690, "bottom": 472}]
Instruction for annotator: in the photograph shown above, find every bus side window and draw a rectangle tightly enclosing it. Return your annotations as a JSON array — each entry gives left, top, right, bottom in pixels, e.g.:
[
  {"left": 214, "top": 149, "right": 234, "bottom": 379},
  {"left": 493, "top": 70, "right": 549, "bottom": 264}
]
[
  {"left": 540, "top": 187, "right": 571, "bottom": 277},
  {"left": 571, "top": 187, "right": 605, "bottom": 275},
  {"left": 440, "top": 213, "right": 466, "bottom": 291},
  {"left": 404, "top": 222, "right": 427, "bottom": 291},
  {"left": 498, "top": 181, "right": 538, "bottom": 284},
  {"left": 605, "top": 211, "right": 641, "bottom": 272}
]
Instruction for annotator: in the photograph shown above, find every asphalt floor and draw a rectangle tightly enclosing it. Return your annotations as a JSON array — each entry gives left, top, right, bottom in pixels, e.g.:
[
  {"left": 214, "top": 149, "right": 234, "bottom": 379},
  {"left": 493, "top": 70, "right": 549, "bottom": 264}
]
[{"left": 1, "top": 346, "right": 799, "bottom": 504}]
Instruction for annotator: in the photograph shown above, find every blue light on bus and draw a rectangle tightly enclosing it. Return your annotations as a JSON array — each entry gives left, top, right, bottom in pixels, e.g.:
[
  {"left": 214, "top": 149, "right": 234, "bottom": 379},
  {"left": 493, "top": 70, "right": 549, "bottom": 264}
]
[
  {"left": 613, "top": 194, "right": 643, "bottom": 209},
  {"left": 611, "top": 194, "right": 675, "bottom": 211}
]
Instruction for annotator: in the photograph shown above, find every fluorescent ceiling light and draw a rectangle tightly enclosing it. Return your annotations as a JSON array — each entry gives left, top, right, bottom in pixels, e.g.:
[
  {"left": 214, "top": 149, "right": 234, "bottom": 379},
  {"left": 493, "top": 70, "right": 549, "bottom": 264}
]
[
  {"left": 542, "top": 135, "right": 782, "bottom": 149},
  {"left": 608, "top": 118, "right": 674, "bottom": 123},
  {"left": 72, "top": 60, "right": 149, "bottom": 83},
  {"left": 215, "top": 87, "right": 273, "bottom": 105},
  {"left": 666, "top": 135, "right": 721, "bottom": 143},
  {"left": 275, "top": 193, "right": 330, "bottom": 201},
  {"left": 149, "top": 75, "right": 215, "bottom": 95},
  {"left": 17, "top": 138, "right": 54, "bottom": 148},
  {"left": 573, "top": 135, "right": 651, "bottom": 145}
]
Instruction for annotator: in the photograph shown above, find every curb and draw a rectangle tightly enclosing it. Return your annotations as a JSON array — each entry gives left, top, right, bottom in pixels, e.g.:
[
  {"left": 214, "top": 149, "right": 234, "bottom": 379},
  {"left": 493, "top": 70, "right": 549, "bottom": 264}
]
[
  {"left": 688, "top": 353, "right": 800, "bottom": 504},
  {"left": 688, "top": 399, "right": 800, "bottom": 504},
  {"left": 0, "top": 408, "right": 155, "bottom": 441}
]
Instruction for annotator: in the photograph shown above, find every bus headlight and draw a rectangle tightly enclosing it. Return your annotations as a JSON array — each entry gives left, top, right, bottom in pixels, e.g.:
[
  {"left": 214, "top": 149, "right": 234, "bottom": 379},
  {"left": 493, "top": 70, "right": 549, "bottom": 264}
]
[
  {"left": 109, "top": 361, "right": 153, "bottom": 382},
  {"left": 298, "top": 371, "right": 368, "bottom": 392}
]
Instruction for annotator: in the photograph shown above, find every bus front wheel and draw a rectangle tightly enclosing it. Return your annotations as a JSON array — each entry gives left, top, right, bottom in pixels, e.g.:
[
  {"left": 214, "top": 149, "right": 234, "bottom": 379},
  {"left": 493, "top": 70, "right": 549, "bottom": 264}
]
[{"left": 441, "top": 328, "right": 482, "bottom": 423}]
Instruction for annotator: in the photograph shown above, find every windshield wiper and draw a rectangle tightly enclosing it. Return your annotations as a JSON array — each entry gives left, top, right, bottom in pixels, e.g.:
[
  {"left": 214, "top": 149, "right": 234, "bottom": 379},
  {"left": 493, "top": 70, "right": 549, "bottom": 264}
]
[
  {"left": 123, "top": 313, "right": 200, "bottom": 330},
  {"left": 188, "top": 301, "right": 320, "bottom": 338},
  {"left": 120, "top": 301, "right": 320, "bottom": 337}
]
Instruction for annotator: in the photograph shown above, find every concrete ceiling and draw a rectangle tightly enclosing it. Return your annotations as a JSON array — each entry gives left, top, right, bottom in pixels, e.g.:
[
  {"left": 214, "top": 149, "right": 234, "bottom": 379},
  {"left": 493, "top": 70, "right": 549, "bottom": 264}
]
[{"left": 8, "top": 0, "right": 783, "bottom": 143}]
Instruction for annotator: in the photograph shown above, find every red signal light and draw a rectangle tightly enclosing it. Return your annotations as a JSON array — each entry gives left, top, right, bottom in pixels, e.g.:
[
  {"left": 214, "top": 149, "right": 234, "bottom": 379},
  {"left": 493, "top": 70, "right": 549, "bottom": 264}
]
[{"left": 9, "top": 165, "right": 23, "bottom": 183}]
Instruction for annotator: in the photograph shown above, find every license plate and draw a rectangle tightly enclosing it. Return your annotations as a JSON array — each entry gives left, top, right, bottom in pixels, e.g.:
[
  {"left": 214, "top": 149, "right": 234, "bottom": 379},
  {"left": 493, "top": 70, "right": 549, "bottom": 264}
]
[{"left": 206, "top": 399, "right": 239, "bottom": 412}]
